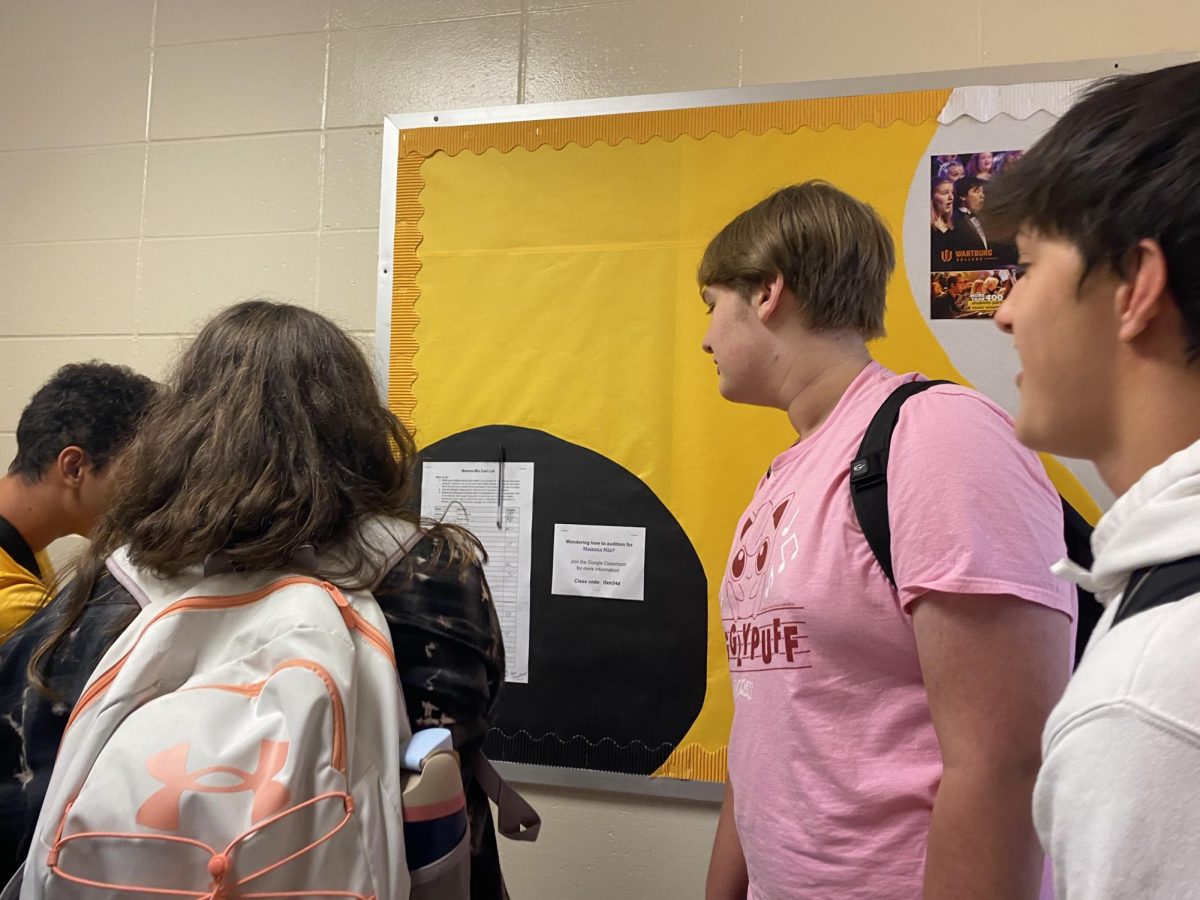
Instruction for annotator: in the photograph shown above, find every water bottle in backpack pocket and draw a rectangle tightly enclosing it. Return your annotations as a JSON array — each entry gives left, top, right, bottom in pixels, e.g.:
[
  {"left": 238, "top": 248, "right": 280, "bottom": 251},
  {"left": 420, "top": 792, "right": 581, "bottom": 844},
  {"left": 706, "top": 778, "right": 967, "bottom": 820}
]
[{"left": 402, "top": 728, "right": 471, "bottom": 899}]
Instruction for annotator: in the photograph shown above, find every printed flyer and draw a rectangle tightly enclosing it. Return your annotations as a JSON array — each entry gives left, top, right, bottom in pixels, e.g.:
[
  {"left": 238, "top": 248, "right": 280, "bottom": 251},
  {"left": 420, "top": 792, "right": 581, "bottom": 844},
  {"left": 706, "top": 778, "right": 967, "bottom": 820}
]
[{"left": 929, "top": 150, "right": 1022, "bottom": 319}]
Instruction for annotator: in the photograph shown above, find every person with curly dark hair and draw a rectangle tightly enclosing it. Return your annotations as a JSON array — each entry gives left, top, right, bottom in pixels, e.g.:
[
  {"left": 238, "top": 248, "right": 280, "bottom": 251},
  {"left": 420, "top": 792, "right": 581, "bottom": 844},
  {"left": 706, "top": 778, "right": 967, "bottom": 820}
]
[{"left": 0, "top": 363, "right": 155, "bottom": 643}]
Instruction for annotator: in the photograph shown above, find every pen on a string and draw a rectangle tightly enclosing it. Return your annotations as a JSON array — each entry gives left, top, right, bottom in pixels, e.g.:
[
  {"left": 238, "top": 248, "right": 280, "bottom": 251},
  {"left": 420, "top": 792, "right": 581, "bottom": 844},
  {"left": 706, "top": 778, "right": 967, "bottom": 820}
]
[{"left": 496, "top": 443, "right": 506, "bottom": 529}]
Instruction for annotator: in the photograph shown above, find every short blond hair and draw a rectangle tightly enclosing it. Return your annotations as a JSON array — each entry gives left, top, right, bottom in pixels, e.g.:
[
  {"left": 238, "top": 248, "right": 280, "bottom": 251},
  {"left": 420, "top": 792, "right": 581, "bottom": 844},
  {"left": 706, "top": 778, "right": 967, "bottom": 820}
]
[{"left": 697, "top": 181, "right": 894, "bottom": 338}]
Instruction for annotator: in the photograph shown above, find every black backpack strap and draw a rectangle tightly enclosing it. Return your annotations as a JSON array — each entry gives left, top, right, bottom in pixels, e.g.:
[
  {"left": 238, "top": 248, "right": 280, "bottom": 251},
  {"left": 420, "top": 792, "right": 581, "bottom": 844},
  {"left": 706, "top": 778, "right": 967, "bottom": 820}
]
[
  {"left": 850, "top": 380, "right": 953, "bottom": 587},
  {"left": 1114, "top": 555, "right": 1200, "bottom": 627},
  {"left": 1060, "top": 499, "right": 1102, "bottom": 666}
]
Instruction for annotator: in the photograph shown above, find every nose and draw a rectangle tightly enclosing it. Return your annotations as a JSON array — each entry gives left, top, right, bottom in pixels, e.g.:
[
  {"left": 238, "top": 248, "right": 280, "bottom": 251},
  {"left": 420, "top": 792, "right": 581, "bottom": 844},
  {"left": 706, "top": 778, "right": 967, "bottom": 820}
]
[{"left": 994, "top": 293, "right": 1014, "bottom": 334}]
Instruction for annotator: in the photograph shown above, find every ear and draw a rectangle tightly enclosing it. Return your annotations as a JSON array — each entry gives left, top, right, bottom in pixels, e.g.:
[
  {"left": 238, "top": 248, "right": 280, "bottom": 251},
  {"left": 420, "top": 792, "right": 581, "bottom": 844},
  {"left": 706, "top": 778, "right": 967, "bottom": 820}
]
[
  {"left": 771, "top": 494, "right": 793, "bottom": 528},
  {"left": 56, "top": 446, "right": 87, "bottom": 488},
  {"left": 739, "top": 514, "right": 755, "bottom": 539},
  {"left": 1116, "top": 239, "right": 1171, "bottom": 345},
  {"left": 753, "top": 273, "right": 787, "bottom": 323}
]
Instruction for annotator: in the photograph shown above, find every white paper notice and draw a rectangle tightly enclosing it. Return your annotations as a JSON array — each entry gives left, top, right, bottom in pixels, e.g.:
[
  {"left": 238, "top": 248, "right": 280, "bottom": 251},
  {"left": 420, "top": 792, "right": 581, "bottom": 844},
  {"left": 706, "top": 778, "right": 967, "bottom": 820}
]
[
  {"left": 551, "top": 524, "right": 646, "bottom": 602},
  {"left": 420, "top": 461, "right": 534, "bottom": 684}
]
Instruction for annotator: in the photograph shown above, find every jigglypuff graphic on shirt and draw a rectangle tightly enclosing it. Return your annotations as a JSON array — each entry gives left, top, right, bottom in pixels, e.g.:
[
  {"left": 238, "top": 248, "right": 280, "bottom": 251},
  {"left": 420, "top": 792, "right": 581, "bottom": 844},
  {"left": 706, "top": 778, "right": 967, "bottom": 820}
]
[
  {"left": 721, "top": 493, "right": 811, "bottom": 672},
  {"left": 724, "top": 494, "right": 792, "bottom": 621}
]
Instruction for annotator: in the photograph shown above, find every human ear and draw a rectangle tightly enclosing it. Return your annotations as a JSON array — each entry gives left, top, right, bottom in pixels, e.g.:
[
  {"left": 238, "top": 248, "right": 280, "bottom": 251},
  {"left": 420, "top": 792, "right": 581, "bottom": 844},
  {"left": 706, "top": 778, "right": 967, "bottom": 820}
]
[
  {"left": 1116, "top": 239, "right": 1170, "bottom": 345},
  {"left": 755, "top": 273, "right": 786, "bottom": 322},
  {"left": 57, "top": 446, "right": 87, "bottom": 487}
]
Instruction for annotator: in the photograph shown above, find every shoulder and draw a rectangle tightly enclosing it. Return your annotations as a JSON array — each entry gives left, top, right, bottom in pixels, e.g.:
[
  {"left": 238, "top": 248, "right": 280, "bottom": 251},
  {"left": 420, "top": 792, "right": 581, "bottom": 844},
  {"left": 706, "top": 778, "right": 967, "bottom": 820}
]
[
  {"left": 889, "top": 380, "right": 1060, "bottom": 500},
  {"left": 902, "top": 381, "right": 1015, "bottom": 429},
  {"left": 883, "top": 381, "right": 1069, "bottom": 607},
  {"left": 375, "top": 532, "right": 492, "bottom": 629},
  {"left": 890, "top": 382, "right": 1045, "bottom": 473},
  {"left": 0, "top": 549, "right": 44, "bottom": 588},
  {"left": 0, "top": 570, "right": 139, "bottom": 732},
  {"left": 374, "top": 532, "right": 503, "bottom": 694},
  {"left": 0, "top": 571, "right": 138, "bottom": 675},
  {"left": 0, "top": 571, "right": 50, "bottom": 639},
  {"left": 1053, "top": 596, "right": 1200, "bottom": 746},
  {"left": 854, "top": 377, "right": 1020, "bottom": 458}
]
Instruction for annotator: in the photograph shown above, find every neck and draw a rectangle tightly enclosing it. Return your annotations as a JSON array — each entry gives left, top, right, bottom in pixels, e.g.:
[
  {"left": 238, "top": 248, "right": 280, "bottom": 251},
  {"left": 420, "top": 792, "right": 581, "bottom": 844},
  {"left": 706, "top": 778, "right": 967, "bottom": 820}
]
[
  {"left": 1095, "top": 363, "right": 1200, "bottom": 497},
  {"left": 779, "top": 337, "right": 872, "bottom": 440},
  {"left": 0, "top": 474, "right": 69, "bottom": 553}
]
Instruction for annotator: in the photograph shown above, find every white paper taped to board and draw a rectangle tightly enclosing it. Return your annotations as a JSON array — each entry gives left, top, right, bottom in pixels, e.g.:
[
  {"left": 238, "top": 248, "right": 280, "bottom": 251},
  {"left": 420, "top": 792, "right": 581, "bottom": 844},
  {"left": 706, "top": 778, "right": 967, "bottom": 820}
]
[
  {"left": 551, "top": 523, "right": 646, "bottom": 602},
  {"left": 420, "top": 460, "right": 533, "bottom": 683}
]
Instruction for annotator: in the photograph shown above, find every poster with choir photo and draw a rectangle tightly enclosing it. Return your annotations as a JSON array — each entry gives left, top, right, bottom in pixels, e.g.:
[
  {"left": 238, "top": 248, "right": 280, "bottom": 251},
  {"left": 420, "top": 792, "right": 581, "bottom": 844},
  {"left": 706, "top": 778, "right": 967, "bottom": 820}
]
[{"left": 929, "top": 150, "right": 1020, "bottom": 319}]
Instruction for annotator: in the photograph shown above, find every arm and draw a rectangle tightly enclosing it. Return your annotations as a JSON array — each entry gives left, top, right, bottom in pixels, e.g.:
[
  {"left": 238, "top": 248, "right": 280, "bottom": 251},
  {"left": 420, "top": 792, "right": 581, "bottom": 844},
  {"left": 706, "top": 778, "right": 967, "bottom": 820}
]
[
  {"left": 376, "top": 540, "right": 506, "bottom": 878},
  {"left": 0, "top": 570, "right": 138, "bottom": 875},
  {"left": 0, "top": 578, "right": 49, "bottom": 644},
  {"left": 376, "top": 540, "right": 504, "bottom": 756},
  {"left": 912, "top": 591, "right": 1071, "bottom": 900},
  {"left": 1038, "top": 703, "right": 1200, "bottom": 899},
  {"left": 706, "top": 780, "right": 748, "bottom": 900}
]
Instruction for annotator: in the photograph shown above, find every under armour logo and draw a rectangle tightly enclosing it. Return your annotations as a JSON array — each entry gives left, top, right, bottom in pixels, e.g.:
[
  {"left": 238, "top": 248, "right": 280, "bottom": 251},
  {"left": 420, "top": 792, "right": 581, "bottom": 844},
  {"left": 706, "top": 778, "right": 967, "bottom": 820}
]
[{"left": 137, "top": 740, "right": 291, "bottom": 832}]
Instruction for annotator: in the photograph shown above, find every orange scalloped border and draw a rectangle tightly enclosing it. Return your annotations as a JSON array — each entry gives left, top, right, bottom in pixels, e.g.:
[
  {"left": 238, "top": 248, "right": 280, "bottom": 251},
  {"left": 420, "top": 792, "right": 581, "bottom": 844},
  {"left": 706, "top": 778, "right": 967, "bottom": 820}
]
[
  {"left": 399, "top": 89, "right": 951, "bottom": 157},
  {"left": 389, "top": 153, "right": 424, "bottom": 430}
]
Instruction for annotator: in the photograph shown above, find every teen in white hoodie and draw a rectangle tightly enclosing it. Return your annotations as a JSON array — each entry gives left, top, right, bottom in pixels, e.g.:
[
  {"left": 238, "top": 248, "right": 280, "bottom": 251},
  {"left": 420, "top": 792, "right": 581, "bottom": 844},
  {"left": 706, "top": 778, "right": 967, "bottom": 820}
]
[{"left": 988, "top": 61, "right": 1200, "bottom": 899}]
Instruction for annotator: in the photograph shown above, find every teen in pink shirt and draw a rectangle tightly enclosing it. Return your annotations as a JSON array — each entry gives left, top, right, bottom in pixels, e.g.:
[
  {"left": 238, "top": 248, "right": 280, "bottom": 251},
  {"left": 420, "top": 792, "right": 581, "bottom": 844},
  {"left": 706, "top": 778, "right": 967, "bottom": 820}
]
[{"left": 700, "top": 182, "right": 1075, "bottom": 900}]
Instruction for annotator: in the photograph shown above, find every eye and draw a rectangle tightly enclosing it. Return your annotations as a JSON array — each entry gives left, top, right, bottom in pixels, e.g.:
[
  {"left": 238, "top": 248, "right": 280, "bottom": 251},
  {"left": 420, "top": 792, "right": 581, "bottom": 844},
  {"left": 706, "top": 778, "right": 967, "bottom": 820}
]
[
  {"left": 755, "top": 539, "right": 769, "bottom": 573},
  {"left": 731, "top": 549, "right": 745, "bottom": 579}
]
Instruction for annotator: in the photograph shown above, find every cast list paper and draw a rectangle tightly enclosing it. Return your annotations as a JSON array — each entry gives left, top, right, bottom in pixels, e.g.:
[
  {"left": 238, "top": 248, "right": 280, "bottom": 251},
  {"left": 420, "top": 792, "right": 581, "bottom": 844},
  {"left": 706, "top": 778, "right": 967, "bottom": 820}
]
[{"left": 420, "top": 461, "right": 533, "bottom": 683}]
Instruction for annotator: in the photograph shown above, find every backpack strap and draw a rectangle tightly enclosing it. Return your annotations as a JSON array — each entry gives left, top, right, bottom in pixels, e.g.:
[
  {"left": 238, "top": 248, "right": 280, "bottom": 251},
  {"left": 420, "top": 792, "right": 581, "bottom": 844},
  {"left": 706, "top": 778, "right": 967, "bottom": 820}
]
[
  {"left": 1114, "top": 555, "right": 1200, "bottom": 627},
  {"left": 472, "top": 754, "right": 541, "bottom": 842},
  {"left": 850, "top": 380, "right": 953, "bottom": 587},
  {"left": 0, "top": 863, "right": 21, "bottom": 900},
  {"left": 1061, "top": 499, "right": 1102, "bottom": 666}
]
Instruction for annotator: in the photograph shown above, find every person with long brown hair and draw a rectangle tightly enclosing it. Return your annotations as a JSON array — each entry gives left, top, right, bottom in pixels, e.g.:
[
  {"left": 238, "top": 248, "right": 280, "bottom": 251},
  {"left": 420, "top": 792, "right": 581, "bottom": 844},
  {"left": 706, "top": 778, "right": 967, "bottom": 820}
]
[
  {"left": 0, "top": 300, "right": 509, "bottom": 897},
  {"left": 930, "top": 175, "right": 958, "bottom": 266}
]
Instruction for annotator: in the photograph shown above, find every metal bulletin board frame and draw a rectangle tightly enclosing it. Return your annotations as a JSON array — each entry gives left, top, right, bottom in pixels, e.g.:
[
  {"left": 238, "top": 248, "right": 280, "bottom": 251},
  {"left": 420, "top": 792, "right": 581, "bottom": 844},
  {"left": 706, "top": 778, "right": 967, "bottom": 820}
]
[{"left": 374, "top": 52, "right": 1196, "bottom": 801}]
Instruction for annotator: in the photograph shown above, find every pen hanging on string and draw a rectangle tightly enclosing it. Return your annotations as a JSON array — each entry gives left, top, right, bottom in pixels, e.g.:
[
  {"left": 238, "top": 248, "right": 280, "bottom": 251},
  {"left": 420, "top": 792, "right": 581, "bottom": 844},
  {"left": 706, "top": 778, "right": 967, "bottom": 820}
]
[{"left": 496, "top": 443, "right": 506, "bottom": 529}]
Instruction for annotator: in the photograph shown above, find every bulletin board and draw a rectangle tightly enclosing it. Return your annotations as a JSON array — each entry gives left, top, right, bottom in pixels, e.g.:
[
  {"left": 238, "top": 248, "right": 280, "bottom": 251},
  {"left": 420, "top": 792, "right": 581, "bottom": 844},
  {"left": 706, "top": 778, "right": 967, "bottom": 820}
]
[{"left": 375, "top": 54, "right": 1190, "bottom": 800}]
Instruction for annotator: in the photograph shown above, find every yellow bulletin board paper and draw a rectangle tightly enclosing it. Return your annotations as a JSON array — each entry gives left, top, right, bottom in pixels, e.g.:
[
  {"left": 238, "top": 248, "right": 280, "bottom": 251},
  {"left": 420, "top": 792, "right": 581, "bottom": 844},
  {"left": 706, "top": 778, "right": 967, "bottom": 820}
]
[{"left": 384, "top": 80, "right": 1103, "bottom": 792}]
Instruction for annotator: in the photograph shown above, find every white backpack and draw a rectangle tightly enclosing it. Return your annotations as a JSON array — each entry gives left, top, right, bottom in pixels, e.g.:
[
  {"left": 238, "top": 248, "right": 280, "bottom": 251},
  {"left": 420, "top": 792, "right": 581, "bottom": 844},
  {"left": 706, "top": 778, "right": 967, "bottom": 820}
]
[{"left": 20, "top": 518, "right": 437, "bottom": 900}]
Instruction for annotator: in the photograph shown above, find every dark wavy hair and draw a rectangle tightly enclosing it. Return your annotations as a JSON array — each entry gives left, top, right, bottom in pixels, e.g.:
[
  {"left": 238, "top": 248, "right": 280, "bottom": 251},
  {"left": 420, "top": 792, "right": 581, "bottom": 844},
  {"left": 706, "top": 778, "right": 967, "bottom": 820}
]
[
  {"left": 31, "top": 300, "right": 480, "bottom": 693},
  {"left": 985, "top": 62, "right": 1200, "bottom": 357}
]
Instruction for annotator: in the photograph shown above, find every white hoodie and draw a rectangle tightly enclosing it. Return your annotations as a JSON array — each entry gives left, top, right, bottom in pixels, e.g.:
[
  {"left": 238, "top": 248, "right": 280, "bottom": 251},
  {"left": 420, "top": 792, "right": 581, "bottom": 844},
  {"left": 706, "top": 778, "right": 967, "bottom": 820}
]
[{"left": 1036, "top": 438, "right": 1200, "bottom": 899}]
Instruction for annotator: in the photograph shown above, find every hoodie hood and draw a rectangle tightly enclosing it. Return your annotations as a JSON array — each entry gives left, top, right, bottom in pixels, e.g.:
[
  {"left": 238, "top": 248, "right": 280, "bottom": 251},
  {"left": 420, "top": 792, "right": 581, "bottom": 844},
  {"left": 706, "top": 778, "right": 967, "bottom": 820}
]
[{"left": 1054, "top": 438, "right": 1200, "bottom": 607}]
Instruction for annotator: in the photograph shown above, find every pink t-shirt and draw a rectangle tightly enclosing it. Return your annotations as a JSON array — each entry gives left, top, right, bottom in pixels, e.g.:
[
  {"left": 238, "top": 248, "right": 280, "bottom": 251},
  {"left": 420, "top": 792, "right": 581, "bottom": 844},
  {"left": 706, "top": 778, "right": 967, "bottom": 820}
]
[{"left": 722, "top": 362, "right": 1074, "bottom": 900}]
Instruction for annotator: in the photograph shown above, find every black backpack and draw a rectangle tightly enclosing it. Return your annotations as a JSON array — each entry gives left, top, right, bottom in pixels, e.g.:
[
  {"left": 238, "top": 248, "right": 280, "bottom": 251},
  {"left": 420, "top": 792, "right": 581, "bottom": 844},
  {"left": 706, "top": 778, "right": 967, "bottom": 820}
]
[{"left": 848, "top": 380, "right": 1103, "bottom": 666}]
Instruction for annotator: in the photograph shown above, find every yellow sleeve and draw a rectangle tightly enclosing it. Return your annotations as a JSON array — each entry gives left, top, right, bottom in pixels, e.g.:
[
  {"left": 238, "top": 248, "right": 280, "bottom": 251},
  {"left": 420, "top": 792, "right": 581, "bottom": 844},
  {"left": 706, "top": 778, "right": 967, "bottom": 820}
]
[{"left": 0, "top": 566, "right": 50, "bottom": 644}]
